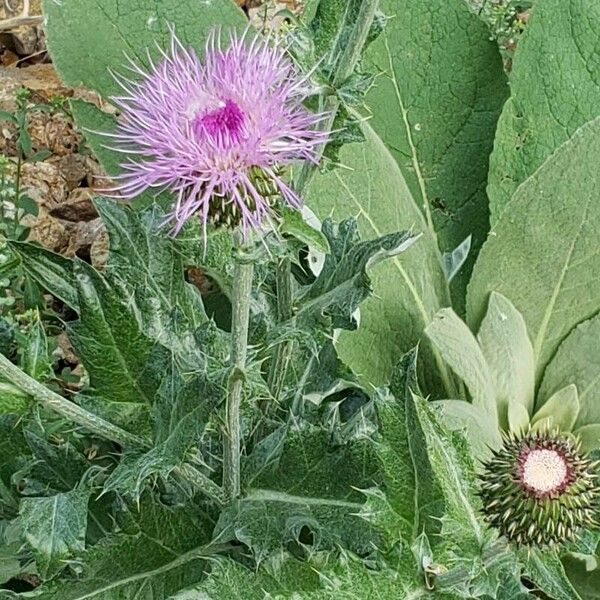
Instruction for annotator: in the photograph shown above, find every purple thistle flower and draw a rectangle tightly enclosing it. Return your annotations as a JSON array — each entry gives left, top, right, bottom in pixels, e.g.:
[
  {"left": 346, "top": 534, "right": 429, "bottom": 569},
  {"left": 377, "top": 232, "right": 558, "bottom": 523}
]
[{"left": 105, "top": 28, "right": 329, "bottom": 237}]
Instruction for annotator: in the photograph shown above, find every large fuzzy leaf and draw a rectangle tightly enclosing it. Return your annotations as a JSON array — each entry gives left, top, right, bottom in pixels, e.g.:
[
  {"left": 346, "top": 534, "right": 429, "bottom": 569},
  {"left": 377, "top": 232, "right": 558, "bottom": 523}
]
[
  {"left": 365, "top": 0, "right": 508, "bottom": 306},
  {"left": 425, "top": 308, "right": 496, "bottom": 424},
  {"left": 467, "top": 117, "right": 600, "bottom": 383},
  {"left": 306, "top": 123, "right": 456, "bottom": 396},
  {"left": 538, "top": 313, "right": 600, "bottom": 428},
  {"left": 43, "top": 0, "right": 246, "bottom": 99},
  {"left": 477, "top": 292, "right": 535, "bottom": 427},
  {"left": 487, "top": 0, "right": 600, "bottom": 221}
]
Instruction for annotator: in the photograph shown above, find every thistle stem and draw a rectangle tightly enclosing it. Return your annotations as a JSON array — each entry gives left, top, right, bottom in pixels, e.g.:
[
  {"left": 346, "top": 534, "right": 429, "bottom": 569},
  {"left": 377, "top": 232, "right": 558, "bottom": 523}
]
[
  {"left": 0, "top": 351, "right": 146, "bottom": 448},
  {"left": 267, "top": 257, "right": 294, "bottom": 399},
  {"left": 295, "top": 0, "right": 380, "bottom": 192},
  {"left": 0, "top": 351, "right": 225, "bottom": 505},
  {"left": 223, "top": 233, "right": 254, "bottom": 501}
]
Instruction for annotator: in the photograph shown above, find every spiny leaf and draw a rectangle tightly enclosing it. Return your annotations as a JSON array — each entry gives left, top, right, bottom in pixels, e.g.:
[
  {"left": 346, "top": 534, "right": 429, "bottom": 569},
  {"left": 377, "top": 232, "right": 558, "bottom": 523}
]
[
  {"left": 372, "top": 349, "right": 442, "bottom": 548},
  {"left": 20, "top": 489, "right": 89, "bottom": 580}
]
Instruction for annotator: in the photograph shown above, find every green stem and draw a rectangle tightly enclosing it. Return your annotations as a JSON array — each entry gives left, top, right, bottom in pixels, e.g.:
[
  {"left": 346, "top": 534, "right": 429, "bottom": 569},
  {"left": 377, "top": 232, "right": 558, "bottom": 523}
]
[
  {"left": 223, "top": 233, "right": 254, "bottom": 501},
  {"left": 267, "top": 257, "right": 294, "bottom": 399},
  {"left": 13, "top": 151, "right": 22, "bottom": 239},
  {"left": 0, "top": 351, "right": 146, "bottom": 448},
  {"left": 0, "top": 352, "right": 225, "bottom": 505},
  {"left": 272, "top": 1, "right": 380, "bottom": 397}
]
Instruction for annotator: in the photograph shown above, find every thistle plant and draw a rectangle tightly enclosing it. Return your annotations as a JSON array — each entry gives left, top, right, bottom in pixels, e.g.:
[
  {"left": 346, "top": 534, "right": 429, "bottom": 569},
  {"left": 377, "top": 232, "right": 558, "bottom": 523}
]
[{"left": 96, "top": 26, "right": 333, "bottom": 501}]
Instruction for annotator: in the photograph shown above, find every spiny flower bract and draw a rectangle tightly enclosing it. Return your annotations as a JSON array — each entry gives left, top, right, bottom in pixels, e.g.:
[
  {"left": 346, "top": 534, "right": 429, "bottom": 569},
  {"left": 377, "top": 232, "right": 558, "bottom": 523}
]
[
  {"left": 479, "top": 429, "right": 600, "bottom": 546},
  {"left": 106, "top": 28, "right": 327, "bottom": 236}
]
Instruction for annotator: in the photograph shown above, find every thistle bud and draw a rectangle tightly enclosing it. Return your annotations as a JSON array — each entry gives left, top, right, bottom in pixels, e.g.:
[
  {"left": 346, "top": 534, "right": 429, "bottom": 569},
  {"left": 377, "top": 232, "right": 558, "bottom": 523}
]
[{"left": 479, "top": 429, "right": 600, "bottom": 546}]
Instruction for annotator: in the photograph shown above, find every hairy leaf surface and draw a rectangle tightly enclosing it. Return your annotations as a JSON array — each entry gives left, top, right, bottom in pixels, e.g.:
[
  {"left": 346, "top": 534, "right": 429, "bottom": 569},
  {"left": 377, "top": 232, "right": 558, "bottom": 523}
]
[
  {"left": 365, "top": 0, "right": 508, "bottom": 306},
  {"left": 488, "top": 0, "right": 600, "bottom": 221},
  {"left": 467, "top": 117, "right": 600, "bottom": 383}
]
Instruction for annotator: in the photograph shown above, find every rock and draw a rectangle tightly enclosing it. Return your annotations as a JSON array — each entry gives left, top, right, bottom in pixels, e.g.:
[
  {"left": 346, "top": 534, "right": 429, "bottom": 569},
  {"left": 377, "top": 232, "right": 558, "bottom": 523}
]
[
  {"left": 1, "top": 48, "right": 19, "bottom": 67},
  {"left": 9, "top": 24, "right": 40, "bottom": 56},
  {"left": 83, "top": 156, "right": 106, "bottom": 188},
  {"left": 49, "top": 188, "right": 98, "bottom": 222},
  {"left": 248, "top": 1, "right": 300, "bottom": 30},
  {"left": 21, "top": 161, "right": 69, "bottom": 208},
  {"left": 0, "top": 0, "right": 45, "bottom": 58},
  {"left": 43, "top": 112, "right": 80, "bottom": 156},
  {"left": 48, "top": 154, "right": 88, "bottom": 190},
  {"left": 55, "top": 331, "right": 78, "bottom": 364},
  {"left": 26, "top": 210, "right": 69, "bottom": 252},
  {"left": 0, "top": 64, "right": 69, "bottom": 112},
  {"left": 24, "top": 110, "right": 81, "bottom": 156},
  {"left": 64, "top": 217, "right": 103, "bottom": 258},
  {"left": 90, "top": 226, "right": 109, "bottom": 270},
  {"left": 0, "top": 121, "right": 17, "bottom": 155}
]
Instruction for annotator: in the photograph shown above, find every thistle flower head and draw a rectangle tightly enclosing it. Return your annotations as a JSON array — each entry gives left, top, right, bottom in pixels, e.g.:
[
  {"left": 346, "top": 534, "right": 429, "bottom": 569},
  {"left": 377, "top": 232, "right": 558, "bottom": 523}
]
[
  {"left": 107, "top": 28, "right": 327, "bottom": 236},
  {"left": 479, "top": 429, "right": 600, "bottom": 546}
]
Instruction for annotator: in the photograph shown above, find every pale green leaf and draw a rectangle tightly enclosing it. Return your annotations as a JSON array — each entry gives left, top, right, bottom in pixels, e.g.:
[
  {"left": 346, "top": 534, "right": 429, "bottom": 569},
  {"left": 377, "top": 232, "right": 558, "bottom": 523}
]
[
  {"left": 365, "top": 0, "right": 508, "bottom": 306},
  {"left": 531, "top": 384, "right": 579, "bottom": 432},
  {"left": 433, "top": 399, "right": 500, "bottom": 459},
  {"left": 44, "top": 0, "right": 246, "bottom": 99},
  {"left": 306, "top": 122, "right": 456, "bottom": 396},
  {"left": 425, "top": 308, "right": 496, "bottom": 425},
  {"left": 507, "top": 401, "right": 530, "bottom": 436},
  {"left": 20, "top": 489, "right": 89, "bottom": 579},
  {"left": 487, "top": 0, "right": 600, "bottom": 222},
  {"left": 538, "top": 313, "right": 600, "bottom": 429},
  {"left": 574, "top": 424, "right": 600, "bottom": 453},
  {"left": 477, "top": 292, "right": 535, "bottom": 427},
  {"left": 467, "top": 117, "right": 600, "bottom": 384}
]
